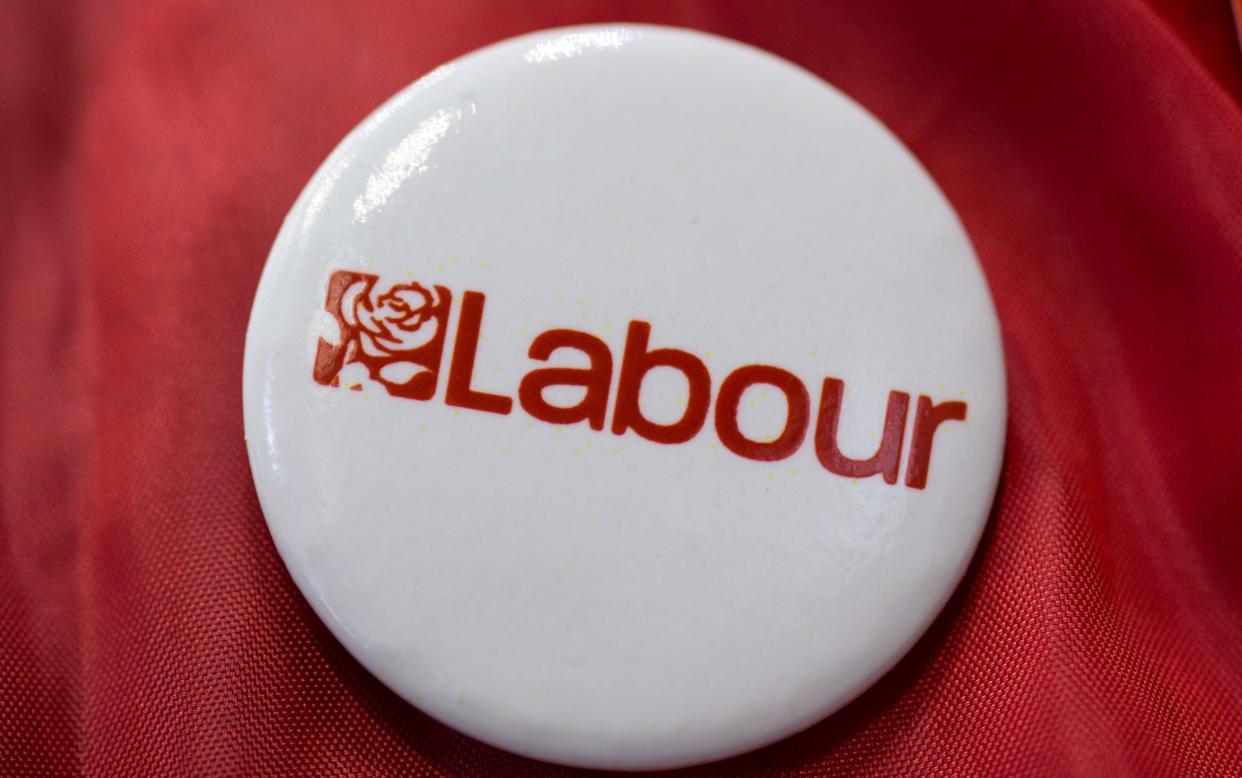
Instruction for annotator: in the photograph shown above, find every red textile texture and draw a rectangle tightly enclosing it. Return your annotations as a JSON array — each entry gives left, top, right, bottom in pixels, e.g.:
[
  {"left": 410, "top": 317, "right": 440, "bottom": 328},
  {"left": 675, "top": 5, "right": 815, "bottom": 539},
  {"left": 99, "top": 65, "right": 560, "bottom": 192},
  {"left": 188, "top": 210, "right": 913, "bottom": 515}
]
[{"left": 3, "top": 1, "right": 1242, "bottom": 775}]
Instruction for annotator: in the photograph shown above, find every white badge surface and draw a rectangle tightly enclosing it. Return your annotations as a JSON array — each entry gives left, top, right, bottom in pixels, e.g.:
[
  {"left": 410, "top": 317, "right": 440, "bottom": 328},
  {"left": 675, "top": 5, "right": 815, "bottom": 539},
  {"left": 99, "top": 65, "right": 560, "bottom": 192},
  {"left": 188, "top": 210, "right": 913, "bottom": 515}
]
[{"left": 244, "top": 25, "right": 1005, "bottom": 770}]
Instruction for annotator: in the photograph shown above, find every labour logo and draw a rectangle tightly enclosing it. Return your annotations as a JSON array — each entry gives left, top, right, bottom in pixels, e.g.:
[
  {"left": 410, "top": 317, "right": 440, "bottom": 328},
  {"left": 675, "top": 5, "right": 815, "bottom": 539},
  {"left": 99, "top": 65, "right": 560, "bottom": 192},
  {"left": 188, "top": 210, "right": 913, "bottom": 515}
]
[
  {"left": 313, "top": 269, "right": 967, "bottom": 489},
  {"left": 313, "top": 270, "right": 452, "bottom": 399}
]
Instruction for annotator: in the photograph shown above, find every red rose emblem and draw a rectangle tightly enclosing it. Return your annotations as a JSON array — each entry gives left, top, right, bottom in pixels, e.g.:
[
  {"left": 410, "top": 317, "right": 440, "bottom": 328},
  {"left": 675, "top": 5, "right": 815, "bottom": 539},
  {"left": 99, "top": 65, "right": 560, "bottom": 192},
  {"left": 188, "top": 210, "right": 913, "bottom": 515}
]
[
  {"left": 313, "top": 270, "right": 452, "bottom": 400},
  {"left": 350, "top": 281, "right": 445, "bottom": 356}
]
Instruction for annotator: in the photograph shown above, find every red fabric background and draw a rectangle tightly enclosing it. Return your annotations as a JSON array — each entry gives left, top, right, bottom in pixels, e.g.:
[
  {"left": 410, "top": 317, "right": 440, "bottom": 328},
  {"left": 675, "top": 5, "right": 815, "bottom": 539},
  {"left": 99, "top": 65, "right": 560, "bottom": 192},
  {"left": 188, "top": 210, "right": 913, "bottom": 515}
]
[{"left": 4, "top": 1, "right": 1242, "bottom": 775}]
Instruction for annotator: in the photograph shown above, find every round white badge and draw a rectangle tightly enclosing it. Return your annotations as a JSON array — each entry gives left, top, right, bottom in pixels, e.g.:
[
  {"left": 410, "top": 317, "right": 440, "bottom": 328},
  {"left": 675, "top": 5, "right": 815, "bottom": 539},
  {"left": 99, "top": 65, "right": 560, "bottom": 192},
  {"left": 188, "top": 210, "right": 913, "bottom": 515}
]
[{"left": 244, "top": 25, "right": 1005, "bottom": 770}]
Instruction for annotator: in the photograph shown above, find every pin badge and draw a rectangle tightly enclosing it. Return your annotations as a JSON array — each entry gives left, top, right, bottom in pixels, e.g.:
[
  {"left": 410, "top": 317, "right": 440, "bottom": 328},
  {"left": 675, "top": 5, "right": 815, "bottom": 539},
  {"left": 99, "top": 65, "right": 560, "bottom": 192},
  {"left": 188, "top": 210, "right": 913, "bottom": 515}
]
[{"left": 244, "top": 25, "right": 1006, "bottom": 770}]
